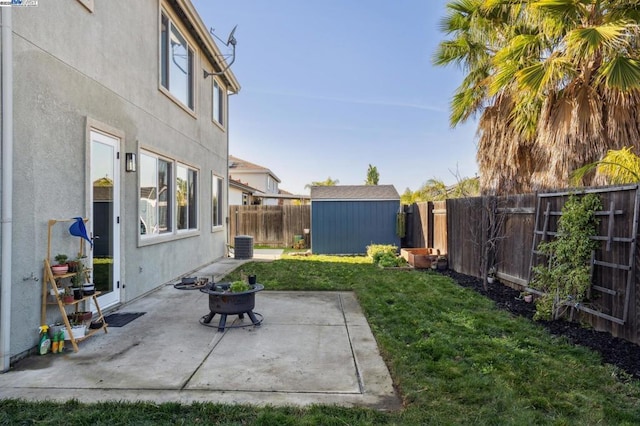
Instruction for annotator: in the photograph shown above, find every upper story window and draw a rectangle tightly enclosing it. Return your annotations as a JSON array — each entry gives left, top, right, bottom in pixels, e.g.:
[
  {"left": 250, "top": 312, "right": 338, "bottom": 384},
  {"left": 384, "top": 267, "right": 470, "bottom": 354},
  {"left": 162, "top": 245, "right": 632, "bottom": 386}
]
[
  {"left": 160, "top": 11, "right": 194, "bottom": 110},
  {"left": 213, "top": 79, "right": 225, "bottom": 127}
]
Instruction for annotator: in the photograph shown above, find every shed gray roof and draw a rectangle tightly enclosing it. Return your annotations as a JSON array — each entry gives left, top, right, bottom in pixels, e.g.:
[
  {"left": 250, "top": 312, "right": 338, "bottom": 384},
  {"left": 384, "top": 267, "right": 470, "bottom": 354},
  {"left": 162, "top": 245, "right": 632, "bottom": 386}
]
[{"left": 310, "top": 185, "right": 400, "bottom": 201}]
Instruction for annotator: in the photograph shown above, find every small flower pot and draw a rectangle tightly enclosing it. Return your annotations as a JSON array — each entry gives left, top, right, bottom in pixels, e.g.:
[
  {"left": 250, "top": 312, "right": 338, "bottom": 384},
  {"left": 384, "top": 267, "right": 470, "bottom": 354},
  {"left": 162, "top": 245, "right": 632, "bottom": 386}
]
[
  {"left": 436, "top": 258, "right": 448, "bottom": 271},
  {"left": 73, "top": 288, "right": 83, "bottom": 300},
  {"left": 524, "top": 294, "right": 533, "bottom": 303},
  {"left": 62, "top": 324, "right": 86, "bottom": 340},
  {"left": 82, "top": 283, "right": 95, "bottom": 295},
  {"left": 62, "top": 294, "right": 75, "bottom": 304},
  {"left": 487, "top": 276, "right": 495, "bottom": 284},
  {"left": 248, "top": 275, "right": 257, "bottom": 285},
  {"left": 68, "top": 311, "right": 92, "bottom": 323},
  {"left": 52, "top": 264, "right": 69, "bottom": 275}
]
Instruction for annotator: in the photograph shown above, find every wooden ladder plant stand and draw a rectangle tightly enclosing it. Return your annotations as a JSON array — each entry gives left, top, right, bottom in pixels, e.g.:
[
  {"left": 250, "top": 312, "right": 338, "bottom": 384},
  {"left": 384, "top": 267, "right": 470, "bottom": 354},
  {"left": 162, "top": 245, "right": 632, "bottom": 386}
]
[{"left": 40, "top": 218, "right": 108, "bottom": 352}]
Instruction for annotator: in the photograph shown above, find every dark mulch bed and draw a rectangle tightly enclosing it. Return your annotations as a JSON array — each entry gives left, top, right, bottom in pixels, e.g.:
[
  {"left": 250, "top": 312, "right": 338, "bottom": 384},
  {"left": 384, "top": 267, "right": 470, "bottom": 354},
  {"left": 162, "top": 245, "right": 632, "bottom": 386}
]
[{"left": 437, "top": 269, "right": 640, "bottom": 380}]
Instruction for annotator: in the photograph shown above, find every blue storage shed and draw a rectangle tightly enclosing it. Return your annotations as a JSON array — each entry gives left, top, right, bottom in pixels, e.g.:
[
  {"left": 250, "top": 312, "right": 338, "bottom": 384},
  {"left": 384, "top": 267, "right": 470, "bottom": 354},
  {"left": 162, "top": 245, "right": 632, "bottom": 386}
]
[{"left": 310, "top": 185, "right": 401, "bottom": 255}]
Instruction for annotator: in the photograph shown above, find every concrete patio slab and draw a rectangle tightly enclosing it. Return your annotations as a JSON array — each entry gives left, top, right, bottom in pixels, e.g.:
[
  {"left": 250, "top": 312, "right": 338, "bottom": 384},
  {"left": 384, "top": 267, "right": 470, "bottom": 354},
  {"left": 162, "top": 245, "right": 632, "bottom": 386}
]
[{"left": 0, "top": 256, "right": 400, "bottom": 410}]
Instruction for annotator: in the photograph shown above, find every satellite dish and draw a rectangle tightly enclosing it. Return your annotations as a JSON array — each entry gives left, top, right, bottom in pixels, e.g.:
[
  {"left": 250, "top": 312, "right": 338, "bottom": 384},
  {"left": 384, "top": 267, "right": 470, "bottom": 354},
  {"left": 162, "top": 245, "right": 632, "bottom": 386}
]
[
  {"left": 227, "top": 25, "right": 237, "bottom": 47},
  {"left": 204, "top": 25, "right": 238, "bottom": 78}
]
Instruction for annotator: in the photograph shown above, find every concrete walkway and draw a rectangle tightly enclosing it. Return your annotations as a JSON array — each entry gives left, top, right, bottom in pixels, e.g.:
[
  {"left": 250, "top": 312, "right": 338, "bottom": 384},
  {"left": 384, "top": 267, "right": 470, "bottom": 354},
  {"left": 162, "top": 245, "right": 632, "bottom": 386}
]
[{"left": 0, "top": 252, "right": 400, "bottom": 410}]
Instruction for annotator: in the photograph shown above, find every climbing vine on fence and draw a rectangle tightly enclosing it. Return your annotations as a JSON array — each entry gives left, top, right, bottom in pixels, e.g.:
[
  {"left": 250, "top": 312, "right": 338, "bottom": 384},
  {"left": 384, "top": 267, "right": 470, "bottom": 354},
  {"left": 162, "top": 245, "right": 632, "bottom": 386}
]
[{"left": 531, "top": 193, "right": 602, "bottom": 321}]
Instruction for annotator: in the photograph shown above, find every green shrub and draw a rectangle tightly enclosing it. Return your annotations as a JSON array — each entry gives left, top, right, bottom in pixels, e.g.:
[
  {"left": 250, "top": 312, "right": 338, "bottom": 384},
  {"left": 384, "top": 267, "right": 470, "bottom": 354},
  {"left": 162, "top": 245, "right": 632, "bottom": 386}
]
[
  {"left": 378, "top": 252, "right": 400, "bottom": 268},
  {"left": 366, "top": 244, "right": 398, "bottom": 266},
  {"left": 531, "top": 193, "right": 602, "bottom": 320}
]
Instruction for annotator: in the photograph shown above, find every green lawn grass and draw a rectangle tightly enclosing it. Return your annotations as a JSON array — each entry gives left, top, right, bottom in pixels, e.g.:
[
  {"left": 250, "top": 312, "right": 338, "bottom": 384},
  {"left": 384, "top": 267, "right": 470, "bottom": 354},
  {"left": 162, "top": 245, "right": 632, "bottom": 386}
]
[{"left": 3, "top": 255, "right": 640, "bottom": 425}]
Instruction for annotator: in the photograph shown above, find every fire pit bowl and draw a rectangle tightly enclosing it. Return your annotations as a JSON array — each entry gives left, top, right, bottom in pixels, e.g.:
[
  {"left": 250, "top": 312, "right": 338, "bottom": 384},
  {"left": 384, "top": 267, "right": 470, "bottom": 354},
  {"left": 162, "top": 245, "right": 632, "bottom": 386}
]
[{"left": 199, "top": 282, "right": 264, "bottom": 331}]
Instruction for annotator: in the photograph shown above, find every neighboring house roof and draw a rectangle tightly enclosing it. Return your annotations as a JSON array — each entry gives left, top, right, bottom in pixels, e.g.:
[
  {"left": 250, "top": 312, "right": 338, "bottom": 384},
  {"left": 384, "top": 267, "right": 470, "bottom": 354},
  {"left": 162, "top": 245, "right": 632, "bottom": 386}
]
[
  {"left": 174, "top": 0, "right": 240, "bottom": 93},
  {"left": 311, "top": 185, "right": 400, "bottom": 201},
  {"left": 229, "top": 155, "right": 281, "bottom": 183},
  {"left": 229, "top": 177, "right": 260, "bottom": 193}
]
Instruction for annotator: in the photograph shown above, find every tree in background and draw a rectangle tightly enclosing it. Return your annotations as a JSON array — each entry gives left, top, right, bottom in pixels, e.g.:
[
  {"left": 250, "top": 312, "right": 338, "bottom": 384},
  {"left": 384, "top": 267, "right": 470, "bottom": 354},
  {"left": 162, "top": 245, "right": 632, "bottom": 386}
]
[
  {"left": 305, "top": 177, "right": 340, "bottom": 189},
  {"left": 401, "top": 176, "right": 480, "bottom": 205},
  {"left": 416, "top": 178, "right": 448, "bottom": 201},
  {"left": 450, "top": 176, "right": 480, "bottom": 198},
  {"left": 365, "top": 164, "right": 379, "bottom": 185},
  {"left": 435, "top": 0, "right": 640, "bottom": 194},
  {"left": 400, "top": 188, "right": 420, "bottom": 205}
]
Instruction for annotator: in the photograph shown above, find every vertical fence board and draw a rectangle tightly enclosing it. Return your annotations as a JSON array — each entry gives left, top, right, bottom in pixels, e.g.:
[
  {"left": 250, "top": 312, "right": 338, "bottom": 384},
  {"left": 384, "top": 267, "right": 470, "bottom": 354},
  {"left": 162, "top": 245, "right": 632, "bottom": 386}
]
[
  {"left": 446, "top": 197, "right": 484, "bottom": 276},
  {"left": 495, "top": 194, "right": 536, "bottom": 284},
  {"left": 433, "top": 201, "right": 447, "bottom": 255}
]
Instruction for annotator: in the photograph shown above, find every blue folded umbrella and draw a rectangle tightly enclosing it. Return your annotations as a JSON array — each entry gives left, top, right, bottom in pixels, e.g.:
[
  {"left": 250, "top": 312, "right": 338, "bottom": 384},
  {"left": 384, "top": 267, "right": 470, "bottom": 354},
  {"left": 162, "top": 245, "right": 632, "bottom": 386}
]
[{"left": 69, "top": 217, "right": 92, "bottom": 248}]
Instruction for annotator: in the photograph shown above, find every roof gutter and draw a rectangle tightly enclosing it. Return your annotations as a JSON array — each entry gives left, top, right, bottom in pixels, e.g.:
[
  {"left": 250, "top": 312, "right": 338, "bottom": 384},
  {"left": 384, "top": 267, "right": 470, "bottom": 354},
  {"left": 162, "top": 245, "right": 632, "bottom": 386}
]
[{"left": 1, "top": 6, "right": 13, "bottom": 372}]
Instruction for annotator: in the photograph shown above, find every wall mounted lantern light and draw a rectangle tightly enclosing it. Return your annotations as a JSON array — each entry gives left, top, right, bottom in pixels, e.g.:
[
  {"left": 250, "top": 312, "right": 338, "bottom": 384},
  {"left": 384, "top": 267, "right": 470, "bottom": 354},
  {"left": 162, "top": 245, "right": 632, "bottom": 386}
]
[{"left": 125, "top": 153, "right": 137, "bottom": 172}]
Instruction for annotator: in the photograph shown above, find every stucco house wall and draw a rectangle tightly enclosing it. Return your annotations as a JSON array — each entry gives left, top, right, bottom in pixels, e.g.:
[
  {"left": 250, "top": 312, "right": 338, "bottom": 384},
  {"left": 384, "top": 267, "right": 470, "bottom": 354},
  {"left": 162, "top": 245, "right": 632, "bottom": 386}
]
[{"left": 2, "top": 0, "right": 239, "bottom": 361}]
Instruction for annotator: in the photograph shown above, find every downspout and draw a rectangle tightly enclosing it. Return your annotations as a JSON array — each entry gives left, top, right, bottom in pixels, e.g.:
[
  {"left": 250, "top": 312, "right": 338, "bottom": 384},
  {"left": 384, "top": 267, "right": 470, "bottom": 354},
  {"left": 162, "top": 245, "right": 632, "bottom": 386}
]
[
  {"left": 226, "top": 91, "right": 237, "bottom": 251},
  {"left": 0, "top": 6, "right": 13, "bottom": 373}
]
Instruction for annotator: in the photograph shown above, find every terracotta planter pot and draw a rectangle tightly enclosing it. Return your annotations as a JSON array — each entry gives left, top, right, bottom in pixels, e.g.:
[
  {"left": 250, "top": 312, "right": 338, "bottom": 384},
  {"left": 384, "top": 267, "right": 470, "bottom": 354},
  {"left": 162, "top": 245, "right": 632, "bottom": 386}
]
[{"left": 52, "top": 264, "right": 69, "bottom": 275}]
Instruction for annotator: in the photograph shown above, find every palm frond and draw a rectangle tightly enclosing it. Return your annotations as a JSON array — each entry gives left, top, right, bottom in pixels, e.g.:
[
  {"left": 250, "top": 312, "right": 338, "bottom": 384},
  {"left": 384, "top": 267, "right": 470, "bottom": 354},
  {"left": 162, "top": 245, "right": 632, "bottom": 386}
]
[
  {"left": 600, "top": 56, "right": 640, "bottom": 91},
  {"left": 566, "top": 24, "right": 627, "bottom": 57}
]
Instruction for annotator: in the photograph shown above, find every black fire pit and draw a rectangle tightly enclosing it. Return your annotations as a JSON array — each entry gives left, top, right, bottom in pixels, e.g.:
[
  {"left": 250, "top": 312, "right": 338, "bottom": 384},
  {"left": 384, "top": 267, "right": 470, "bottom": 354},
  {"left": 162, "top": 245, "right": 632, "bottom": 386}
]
[{"left": 199, "top": 282, "right": 264, "bottom": 332}]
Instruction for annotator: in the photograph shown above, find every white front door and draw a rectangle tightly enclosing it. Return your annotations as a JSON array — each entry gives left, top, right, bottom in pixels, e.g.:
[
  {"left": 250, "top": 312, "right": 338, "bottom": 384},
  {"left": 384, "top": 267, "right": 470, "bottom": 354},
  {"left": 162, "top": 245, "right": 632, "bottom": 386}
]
[{"left": 90, "top": 130, "right": 121, "bottom": 309}]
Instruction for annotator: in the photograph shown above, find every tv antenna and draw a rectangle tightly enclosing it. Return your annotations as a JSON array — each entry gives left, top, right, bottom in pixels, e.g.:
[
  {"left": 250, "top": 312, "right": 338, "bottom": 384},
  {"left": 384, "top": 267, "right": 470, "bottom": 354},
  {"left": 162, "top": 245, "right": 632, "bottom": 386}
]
[{"left": 204, "top": 25, "right": 237, "bottom": 78}]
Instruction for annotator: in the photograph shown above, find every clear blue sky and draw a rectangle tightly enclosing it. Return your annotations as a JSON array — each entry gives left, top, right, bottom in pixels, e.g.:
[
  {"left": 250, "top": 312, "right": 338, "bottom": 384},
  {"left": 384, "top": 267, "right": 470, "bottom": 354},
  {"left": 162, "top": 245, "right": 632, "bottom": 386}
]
[{"left": 192, "top": 0, "right": 478, "bottom": 195}]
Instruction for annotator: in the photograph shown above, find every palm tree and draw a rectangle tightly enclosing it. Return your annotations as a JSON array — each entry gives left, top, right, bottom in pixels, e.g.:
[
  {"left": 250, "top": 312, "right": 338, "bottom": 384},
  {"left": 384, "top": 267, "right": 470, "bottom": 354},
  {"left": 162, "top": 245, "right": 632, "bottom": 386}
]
[
  {"left": 572, "top": 147, "right": 640, "bottom": 185},
  {"left": 416, "top": 178, "right": 449, "bottom": 201},
  {"left": 435, "top": 0, "right": 640, "bottom": 194},
  {"left": 450, "top": 176, "right": 480, "bottom": 198}
]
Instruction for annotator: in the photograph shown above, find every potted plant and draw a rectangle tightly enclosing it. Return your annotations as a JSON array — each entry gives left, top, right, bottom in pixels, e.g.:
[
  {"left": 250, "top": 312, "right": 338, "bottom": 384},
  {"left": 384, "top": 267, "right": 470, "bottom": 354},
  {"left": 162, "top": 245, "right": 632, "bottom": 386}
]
[
  {"left": 68, "top": 311, "right": 92, "bottom": 324},
  {"left": 230, "top": 280, "right": 250, "bottom": 293},
  {"left": 436, "top": 255, "right": 448, "bottom": 271},
  {"left": 61, "top": 287, "right": 75, "bottom": 304},
  {"left": 71, "top": 257, "right": 85, "bottom": 299},
  {"left": 52, "top": 253, "right": 69, "bottom": 275}
]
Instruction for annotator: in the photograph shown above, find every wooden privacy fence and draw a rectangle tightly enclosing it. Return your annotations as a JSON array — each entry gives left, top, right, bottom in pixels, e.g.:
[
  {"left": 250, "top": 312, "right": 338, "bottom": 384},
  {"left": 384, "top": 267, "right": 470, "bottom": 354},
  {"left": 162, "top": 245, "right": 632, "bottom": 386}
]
[
  {"left": 402, "top": 201, "right": 448, "bottom": 254},
  {"left": 228, "top": 205, "right": 310, "bottom": 247},
  {"left": 404, "top": 185, "right": 640, "bottom": 345}
]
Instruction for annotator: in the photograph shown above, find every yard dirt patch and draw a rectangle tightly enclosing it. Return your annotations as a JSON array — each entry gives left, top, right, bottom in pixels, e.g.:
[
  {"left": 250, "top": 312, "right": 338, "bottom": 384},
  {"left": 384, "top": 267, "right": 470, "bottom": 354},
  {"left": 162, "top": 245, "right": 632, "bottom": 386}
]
[{"left": 437, "top": 269, "right": 640, "bottom": 380}]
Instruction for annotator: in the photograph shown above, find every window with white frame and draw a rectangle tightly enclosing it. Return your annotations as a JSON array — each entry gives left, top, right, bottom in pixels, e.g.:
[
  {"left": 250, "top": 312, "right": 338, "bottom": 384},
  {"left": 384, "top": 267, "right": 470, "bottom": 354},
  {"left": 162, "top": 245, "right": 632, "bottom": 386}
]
[
  {"left": 177, "top": 164, "right": 198, "bottom": 231},
  {"left": 212, "top": 174, "right": 224, "bottom": 228},
  {"left": 213, "top": 79, "right": 225, "bottom": 126},
  {"left": 139, "top": 152, "right": 173, "bottom": 236},
  {"left": 160, "top": 11, "right": 194, "bottom": 110}
]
